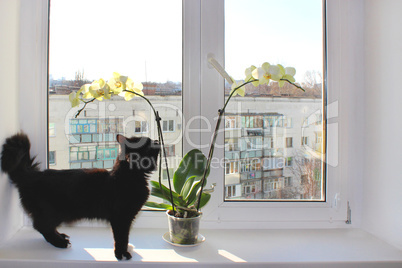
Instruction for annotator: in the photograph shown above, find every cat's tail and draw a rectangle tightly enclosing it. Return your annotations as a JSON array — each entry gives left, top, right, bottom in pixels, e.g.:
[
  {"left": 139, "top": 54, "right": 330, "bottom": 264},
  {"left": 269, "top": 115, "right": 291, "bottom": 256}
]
[{"left": 1, "top": 132, "right": 39, "bottom": 181}]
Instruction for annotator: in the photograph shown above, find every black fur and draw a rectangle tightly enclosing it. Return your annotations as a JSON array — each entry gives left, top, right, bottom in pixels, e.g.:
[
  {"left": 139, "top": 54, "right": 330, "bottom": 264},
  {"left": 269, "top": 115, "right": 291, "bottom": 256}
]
[{"left": 1, "top": 132, "right": 160, "bottom": 260}]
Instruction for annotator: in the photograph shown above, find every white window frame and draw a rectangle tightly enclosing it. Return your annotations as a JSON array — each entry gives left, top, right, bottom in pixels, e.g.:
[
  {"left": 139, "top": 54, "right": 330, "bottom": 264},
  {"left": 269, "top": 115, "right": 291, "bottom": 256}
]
[{"left": 19, "top": 0, "right": 354, "bottom": 229}]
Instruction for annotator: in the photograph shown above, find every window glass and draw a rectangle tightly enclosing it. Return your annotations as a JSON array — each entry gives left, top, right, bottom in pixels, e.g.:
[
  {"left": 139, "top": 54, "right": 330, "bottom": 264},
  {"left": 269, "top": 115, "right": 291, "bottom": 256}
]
[
  {"left": 48, "top": 0, "right": 182, "bottom": 203},
  {"left": 49, "top": 151, "right": 56, "bottom": 165},
  {"left": 224, "top": 0, "right": 324, "bottom": 201}
]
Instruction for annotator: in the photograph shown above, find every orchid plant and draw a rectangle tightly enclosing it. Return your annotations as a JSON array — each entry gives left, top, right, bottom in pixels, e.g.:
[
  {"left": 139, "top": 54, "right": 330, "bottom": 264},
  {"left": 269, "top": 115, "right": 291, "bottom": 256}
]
[{"left": 68, "top": 60, "right": 304, "bottom": 219}]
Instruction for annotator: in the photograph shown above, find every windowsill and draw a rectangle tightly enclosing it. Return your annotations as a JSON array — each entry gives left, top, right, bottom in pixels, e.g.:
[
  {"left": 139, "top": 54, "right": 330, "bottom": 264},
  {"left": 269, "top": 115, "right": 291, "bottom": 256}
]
[{"left": 0, "top": 227, "right": 401, "bottom": 267}]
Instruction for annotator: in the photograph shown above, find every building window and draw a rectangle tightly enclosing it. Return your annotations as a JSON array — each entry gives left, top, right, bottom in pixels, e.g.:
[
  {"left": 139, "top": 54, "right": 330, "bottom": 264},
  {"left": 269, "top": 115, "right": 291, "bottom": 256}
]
[
  {"left": 241, "top": 159, "right": 261, "bottom": 172},
  {"left": 225, "top": 138, "right": 239, "bottom": 152},
  {"left": 225, "top": 161, "right": 239, "bottom": 175},
  {"left": 49, "top": 123, "right": 56, "bottom": 137},
  {"left": 162, "top": 120, "right": 175, "bottom": 132},
  {"left": 241, "top": 115, "right": 264, "bottom": 129},
  {"left": 225, "top": 116, "right": 238, "bottom": 129},
  {"left": 243, "top": 182, "right": 259, "bottom": 195},
  {"left": 285, "top": 137, "right": 293, "bottom": 148},
  {"left": 69, "top": 145, "right": 118, "bottom": 169},
  {"left": 302, "top": 136, "right": 308, "bottom": 146},
  {"left": 284, "top": 177, "right": 292, "bottom": 187},
  {"left": 135, "top": 121, "right": 148, "bottom": 133},
  {"left": 69, "top": 118, "right": 123, "bottom": 143},
  {"left": 164, "top": 145, "right": 175, "bottom": 157},
  {"left": 49, "top": 151, "right": 56, "bottom": 165},
  {"left": 242, "top": 137, "right": 262, "bottom": 150},
  {"left": 225, "top": 185, "right": 238, "bottom": 198},
  {"left": 285, "top": 157, "right": 293, "bottom": 167},
  {"left": 264, "top": 178, "right": 280, "bottom": 192}
]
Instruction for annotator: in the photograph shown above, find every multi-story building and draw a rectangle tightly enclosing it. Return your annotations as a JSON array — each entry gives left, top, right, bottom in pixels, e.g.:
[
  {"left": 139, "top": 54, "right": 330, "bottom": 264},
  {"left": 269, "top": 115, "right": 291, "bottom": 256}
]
[{"left": 49, "top": 86, "right": 323, "bottom": 201}]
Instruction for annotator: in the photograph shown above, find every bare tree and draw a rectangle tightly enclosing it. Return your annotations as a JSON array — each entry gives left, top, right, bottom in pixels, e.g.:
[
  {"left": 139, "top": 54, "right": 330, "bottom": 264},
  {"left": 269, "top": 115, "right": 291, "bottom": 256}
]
[
  {"left": 303, "top": 70, "right": 322, "bottom": 88},
  {"left": 286, "top": 149, "right": 323, "bottom": 200}
]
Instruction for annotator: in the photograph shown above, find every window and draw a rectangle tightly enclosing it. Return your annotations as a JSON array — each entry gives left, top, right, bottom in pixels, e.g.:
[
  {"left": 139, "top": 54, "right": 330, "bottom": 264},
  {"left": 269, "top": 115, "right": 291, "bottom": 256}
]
[
  {"left": 224, "top": 0, "right": 325, "bottom": 203},
  {"left": 49, "top": 151, "right": 56, "bottom": 165},
  {"left": 285, "top": 157, "right": 293, "bottom": 167},
  {"left": 225, "top": 116, "right": 238, "bottom": 129},
  {"left": 240, "top": 159, "right": 261, "bottom": 172},
  {"left": 163, "top": 145, "right": 175, "bottom": 157},
  {"left": 162, "top": 120, "right": 175, "bottom": 132},
  {"left": 49, "top": 123, "right": 55, "bottom": 137},
  {"left": 69, "top": 118, "right": 123, "bottom": 143},
  {"left": 69, "top": 145, "right": 118, "bottom": 169},
  {"left": 18, "top": 0, "right": 351, "bottom": 227},
  {"left": 284, "top": 177, "right": 292, "bottom": 187},
  {"left": 225, "top": 185, "right": 240, "bottom": 198},
  {"left": 134, "top": 121, "right": 148, "bottom": 133},
  {"left": 302, "top": 136, "right": 308, "bottom": 146},
  {"left": 264, "top": 178, "right": 280, "bottom": 191},
  {"left": 48, "top": 0, "right": 182, "bottom": 176},
  {"left": 286, "top": 137, "right": 293, "bottom": 148},
  {"left": 225, "top": 161, "right": 239, "bottom": 175}
]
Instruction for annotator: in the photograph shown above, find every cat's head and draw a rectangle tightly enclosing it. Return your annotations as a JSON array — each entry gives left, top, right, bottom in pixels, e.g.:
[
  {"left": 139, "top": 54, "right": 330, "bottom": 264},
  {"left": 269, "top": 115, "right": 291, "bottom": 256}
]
[{"left": 116, "top": 134, "right": 160, "bottom": 172}]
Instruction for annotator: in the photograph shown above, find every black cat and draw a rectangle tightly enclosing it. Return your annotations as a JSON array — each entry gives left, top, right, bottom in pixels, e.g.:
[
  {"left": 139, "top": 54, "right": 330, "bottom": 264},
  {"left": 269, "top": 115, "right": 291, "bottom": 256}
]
[{"left": 1, "top": 132, "right": 160, "bottom": 260}]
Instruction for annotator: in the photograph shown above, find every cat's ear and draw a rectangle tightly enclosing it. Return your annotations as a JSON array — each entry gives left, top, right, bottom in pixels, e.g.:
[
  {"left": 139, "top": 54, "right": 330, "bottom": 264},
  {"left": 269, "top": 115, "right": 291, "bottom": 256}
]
[{"left": 116, "top": 134, "right": 127, "bottom": 144}]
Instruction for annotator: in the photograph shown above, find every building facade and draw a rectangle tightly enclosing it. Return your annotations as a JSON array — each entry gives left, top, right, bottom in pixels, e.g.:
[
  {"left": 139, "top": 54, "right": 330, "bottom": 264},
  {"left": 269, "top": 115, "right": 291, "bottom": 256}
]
[{"left": 49, "top": 92, "right": 323, "bottom": 201}]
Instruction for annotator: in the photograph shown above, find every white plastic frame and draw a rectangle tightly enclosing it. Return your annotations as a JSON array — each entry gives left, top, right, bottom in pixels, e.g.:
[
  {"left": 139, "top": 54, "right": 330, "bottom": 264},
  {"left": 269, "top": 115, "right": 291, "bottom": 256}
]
[{"left": 19, "top": 0, "right": 355, "bottom": 229}]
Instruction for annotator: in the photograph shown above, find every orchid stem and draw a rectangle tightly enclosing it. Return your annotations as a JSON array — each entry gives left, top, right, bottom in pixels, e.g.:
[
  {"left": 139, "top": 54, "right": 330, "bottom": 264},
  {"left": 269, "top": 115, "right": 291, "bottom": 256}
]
[{"left": 74, "top": 98, "right": 96, "bottom": 118}]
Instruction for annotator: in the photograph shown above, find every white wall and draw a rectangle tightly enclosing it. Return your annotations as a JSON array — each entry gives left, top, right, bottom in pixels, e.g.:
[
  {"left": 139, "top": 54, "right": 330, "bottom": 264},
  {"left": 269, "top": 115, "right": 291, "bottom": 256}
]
[
  {"left": 0, "top": 0, "right": 24, "bottom": 244},
  {"left": 363, "top": 0, "right": 402, "bottom": 250}
]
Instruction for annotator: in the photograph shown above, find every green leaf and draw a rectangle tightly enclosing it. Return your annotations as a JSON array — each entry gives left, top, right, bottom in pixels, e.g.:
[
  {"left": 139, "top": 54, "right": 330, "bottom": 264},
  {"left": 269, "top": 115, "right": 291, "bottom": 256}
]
[
  {"left": 144, "top": 202, "right": 173, "bottom": 211},
  {"left": 180, "top": 176, "right": 196, "bottom": 199},
  {"left": 196, "top": 193, "right": 211, "bottom": 209},
  {"left": 173, "top": 149, "right": 208, "bottom": 193},
  {"left": 150, "top": 181, "right": 185, "bottom": 206},
  {"left": 185, "top": 180, "right": 206, "bottom": 206}
]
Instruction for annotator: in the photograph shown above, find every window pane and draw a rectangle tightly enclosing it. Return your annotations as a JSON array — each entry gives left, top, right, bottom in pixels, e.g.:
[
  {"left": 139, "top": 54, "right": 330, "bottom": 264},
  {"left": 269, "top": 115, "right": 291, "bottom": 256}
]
[
  {"left": 48, "top": 0, "right": 183, "bottom": 211},
  {"left": 224, "top": 0, "right": 324, "bottom": 201}
]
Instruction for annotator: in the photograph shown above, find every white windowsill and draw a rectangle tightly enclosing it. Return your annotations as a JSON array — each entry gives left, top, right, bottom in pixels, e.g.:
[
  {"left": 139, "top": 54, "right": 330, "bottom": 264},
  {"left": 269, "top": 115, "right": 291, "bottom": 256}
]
[{"left": 0, "top": 227, "right": 401, "bottom": 267}]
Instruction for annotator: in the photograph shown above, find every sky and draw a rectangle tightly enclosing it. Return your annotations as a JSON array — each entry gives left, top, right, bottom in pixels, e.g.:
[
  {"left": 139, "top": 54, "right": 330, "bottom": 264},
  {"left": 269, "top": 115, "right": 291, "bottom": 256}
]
[{"left": 49, "top": 0, "right": 323, "bottom": 83}]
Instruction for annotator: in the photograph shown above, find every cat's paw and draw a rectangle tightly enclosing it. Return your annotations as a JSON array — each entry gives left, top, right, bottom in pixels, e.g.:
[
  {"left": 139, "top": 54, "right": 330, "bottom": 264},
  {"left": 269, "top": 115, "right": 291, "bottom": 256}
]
[
  {"left": 59, "top": 233, "right": 70, "bottom": 239},
  {"left": 115, "top": 250, "right": 132, "bottom": 260},
  {"left": 48, "top": 236, "right": 70, "bottom": 248}
]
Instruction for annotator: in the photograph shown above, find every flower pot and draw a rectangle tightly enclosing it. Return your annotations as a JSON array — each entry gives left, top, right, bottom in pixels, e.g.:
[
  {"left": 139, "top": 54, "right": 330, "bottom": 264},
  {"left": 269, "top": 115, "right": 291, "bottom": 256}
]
[{"left": 166, "top": 210, "right": 201, "bottom": 245}]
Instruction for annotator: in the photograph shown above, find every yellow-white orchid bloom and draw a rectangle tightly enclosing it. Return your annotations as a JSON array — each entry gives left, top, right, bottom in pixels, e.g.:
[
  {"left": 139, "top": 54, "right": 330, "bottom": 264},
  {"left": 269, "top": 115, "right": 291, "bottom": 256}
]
[
  {"left": 253, "top": 62, "right": 281, "bottom": 85},
  {"left": 69, "top": 91, "right": 80, "bottom": 107},
  {"left": 124, "top": 79, "right": 144, "bottom": 101},
  {"left": 278, "top": 65, "right": 296, "bottom": 87},
  {"left": 230, "top": 78, "right": 246, "bottom": 97},
  {"left": 245, "top": 65, "right": 259, "bottom": 87},
  {"left": 108, "top": 72, "right": 130, "bottom": 95}
]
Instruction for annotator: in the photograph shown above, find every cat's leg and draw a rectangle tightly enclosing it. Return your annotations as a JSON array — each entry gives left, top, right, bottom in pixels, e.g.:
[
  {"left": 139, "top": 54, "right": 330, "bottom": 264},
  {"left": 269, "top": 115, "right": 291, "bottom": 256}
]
[
  {"left": 110, "top": 216, "right": 133, "bottom": 260},
  {"left": 33, "top": 218, "right": 70, "bottom": 248}
]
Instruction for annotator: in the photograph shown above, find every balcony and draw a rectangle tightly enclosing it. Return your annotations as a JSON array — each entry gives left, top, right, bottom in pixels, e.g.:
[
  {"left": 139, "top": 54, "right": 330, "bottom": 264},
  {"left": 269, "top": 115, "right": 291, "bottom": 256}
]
[{"left": 240, "top": 171, "right": 262, "bottom": 181}]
